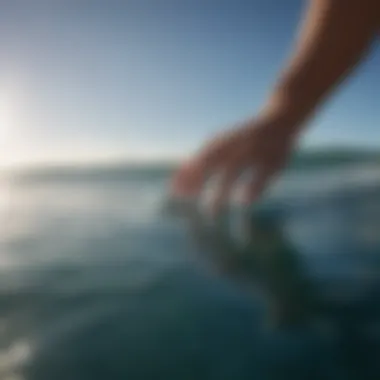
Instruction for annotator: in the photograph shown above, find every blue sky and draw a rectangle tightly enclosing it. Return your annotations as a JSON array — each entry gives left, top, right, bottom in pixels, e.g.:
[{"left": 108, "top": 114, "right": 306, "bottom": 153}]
[{"left": 0, "top": 0, "right": 379, "bottom": 166}]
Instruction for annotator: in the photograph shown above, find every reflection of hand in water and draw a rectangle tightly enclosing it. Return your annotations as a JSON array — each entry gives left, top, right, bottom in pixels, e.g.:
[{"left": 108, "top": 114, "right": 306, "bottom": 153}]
[
  {"left": 165, "top": 197, "right": 318, "bottom": 328},
  {"left": 242, "top": 207, "right": 319, "bottom": 327}
]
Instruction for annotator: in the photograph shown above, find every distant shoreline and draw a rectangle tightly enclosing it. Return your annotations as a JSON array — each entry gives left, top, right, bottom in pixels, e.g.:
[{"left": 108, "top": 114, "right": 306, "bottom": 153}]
[{"left": 1, "top": 147, "right": 380, "bottom": 182}]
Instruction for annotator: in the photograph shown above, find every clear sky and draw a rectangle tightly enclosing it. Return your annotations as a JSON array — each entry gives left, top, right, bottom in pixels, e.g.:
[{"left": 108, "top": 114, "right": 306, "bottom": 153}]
[{"left": 0, "top": 0, "right": 379, "bottom": 166}]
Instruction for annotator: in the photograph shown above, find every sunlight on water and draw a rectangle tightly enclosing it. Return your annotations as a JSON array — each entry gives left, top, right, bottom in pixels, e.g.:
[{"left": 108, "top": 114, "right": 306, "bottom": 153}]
[
  {"left": 0, "top": 339, "right": 31, "bottom": 380},
  {"left": 0, "top": 160, "right": 378, "bottom": 379}
]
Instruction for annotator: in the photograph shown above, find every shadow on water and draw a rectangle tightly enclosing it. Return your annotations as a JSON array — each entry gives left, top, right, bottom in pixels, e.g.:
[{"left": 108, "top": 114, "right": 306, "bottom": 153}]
[
  {"left": 1, "top": 160, "right": 380, "bottom": 379},
  {"left": 0, "top": 223, "right": 338, "bottom": 380}
]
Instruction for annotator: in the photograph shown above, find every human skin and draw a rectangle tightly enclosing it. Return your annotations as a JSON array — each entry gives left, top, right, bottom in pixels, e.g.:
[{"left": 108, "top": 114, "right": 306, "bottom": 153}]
[{"left": 171, "top": 0, "right": 380, "bottom": 212}]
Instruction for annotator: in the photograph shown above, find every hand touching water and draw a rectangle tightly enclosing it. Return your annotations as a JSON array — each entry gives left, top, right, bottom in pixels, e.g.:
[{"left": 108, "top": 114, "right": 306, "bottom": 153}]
[
  {"left": 171, "top": 112, "right": 301, "bottom": 211},
  {"left": 171, "top": 0, "right": 380, "bottom": 212}
]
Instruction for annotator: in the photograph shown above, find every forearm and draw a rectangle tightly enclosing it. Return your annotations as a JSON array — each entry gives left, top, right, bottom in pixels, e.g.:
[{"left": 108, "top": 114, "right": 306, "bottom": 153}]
[{"left": 262, "top": 0, "right": 379, "bottom": 129}]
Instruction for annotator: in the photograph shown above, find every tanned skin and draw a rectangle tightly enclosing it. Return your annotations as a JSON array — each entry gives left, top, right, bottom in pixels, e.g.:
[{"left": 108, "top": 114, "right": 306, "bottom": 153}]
[{"left": 172, "top": 0, "right": 380, "bottom": 211}]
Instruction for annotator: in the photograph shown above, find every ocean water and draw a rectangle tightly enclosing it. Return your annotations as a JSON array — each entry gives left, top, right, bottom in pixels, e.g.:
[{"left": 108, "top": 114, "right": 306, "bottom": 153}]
[{"left": 1, "top": 160, "right": 380, "bottom": 380}]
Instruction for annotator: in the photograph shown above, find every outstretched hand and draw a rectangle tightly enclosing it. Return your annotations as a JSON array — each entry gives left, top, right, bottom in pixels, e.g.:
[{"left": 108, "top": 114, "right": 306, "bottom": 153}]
[{"left": 171, "top": 112, "right": 301, "bottom": 212}]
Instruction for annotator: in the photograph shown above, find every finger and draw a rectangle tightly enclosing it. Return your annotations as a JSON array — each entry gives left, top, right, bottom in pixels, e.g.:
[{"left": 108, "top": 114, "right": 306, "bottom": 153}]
[
  {"left": 171, "top": 160, "right": 205, "bottom": 198},
  {"left": 211, "top": 156, "right": 246, "bottom": 216},
  {"left": 244, "top": 165, "right": 278, "bottom": 204},
  {"left": 171, "top": 134, "right": 234, "bottom": 197},
  {"left": 195, "top": 126, "right": 249, "bottom": 171}
]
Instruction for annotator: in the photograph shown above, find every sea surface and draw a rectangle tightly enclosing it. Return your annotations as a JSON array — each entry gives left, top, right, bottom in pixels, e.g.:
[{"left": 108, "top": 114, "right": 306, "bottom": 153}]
[{"left": 1, "top": 155, "right": 380, "bottom": 380}]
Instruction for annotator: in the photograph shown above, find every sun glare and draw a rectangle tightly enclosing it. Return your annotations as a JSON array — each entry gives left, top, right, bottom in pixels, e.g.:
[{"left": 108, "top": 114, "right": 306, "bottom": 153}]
[
  {"left": 0, "top": 87, "right": 22, "bottom": 167},
  {"left": 0, "top": 91, "right": 15, "bottom": 140}
]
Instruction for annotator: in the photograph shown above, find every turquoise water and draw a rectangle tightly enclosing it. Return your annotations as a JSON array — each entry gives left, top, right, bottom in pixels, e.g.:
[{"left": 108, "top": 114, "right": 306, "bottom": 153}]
[{"left": 0, "top": 157, "right": 380, "bottom": 379}]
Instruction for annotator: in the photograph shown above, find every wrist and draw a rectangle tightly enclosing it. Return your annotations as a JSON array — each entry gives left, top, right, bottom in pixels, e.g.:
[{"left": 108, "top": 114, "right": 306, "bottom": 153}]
[{"left": 257, "top": 94, "right": 311, "bottom": 138}]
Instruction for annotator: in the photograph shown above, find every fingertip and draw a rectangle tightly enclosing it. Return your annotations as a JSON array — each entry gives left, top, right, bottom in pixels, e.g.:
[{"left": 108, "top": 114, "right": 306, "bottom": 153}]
[
  {"left": 170, "top": 182, "right": 200, "bottom": 200},
  {"left": 170, "top": 162, "right": 202, "bottom": 197}
]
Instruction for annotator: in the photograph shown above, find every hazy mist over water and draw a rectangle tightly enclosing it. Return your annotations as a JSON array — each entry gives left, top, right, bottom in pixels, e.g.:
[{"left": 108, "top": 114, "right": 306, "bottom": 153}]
[
  {"left": 0, "top": 0, "right": 379, "bottom": 377},
  {"left": 0, "top": 150, "right": 380, "bottom": 379}
]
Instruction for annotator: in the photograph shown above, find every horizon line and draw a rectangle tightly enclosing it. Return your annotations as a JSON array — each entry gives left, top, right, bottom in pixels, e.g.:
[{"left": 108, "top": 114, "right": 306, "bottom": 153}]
[{"left": 1, "top": 145, "right": 380, "bottom": 174}]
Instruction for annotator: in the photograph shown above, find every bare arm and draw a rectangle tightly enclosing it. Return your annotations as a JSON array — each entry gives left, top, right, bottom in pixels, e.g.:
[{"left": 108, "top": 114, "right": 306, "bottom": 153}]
[
  {"left": 262, "top": 0, "right": 379, "bottom": 129},
  {"left": 172, "top": 0, "right": 380, "bottom": 205}
]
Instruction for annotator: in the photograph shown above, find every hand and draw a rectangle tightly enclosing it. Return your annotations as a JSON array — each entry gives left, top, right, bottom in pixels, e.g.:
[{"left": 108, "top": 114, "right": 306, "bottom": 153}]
[{"left": 171, "top": 112, "right": 301, "bottom": 212}]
